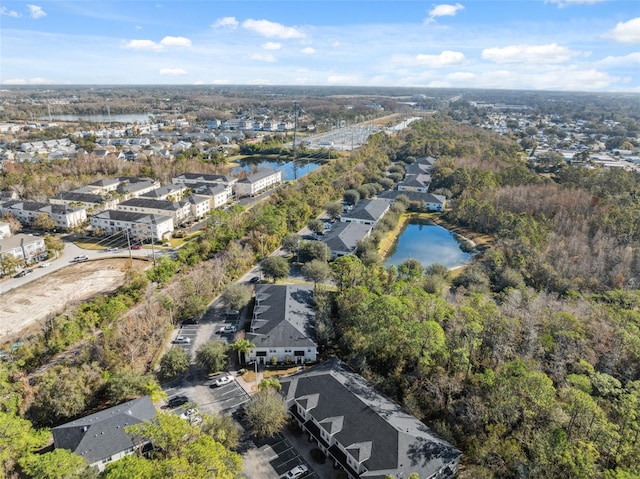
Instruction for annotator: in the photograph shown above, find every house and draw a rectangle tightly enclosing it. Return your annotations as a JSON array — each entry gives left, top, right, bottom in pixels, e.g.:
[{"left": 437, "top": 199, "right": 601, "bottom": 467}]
[
  {"left": 339, "top": 199, "right": 391, "bottom": 226},
  {"left": 186, "top": 194, "right": 211, "bottom": 220},
  {"left": 90, "top": 210, "right": 174, "bottom": 241},
  {"left": 377, "top": 190, "right": 448, "bottom": 212},
  {"left": 245, "top": 284, "right": 317, "bottom": 365},
  {"left": 397, "top": 173, "right": 431, "bottom": 193},
  {"left": 139, "top": 184, "right": 189, "bottom": 201},
  {"left": 281, "top": 359, "right": 462, "bottom": 479},
  {"left": 117, "top": 197, "right": 191, "bottom": 226},
  {"left": 52, "top": 396, "right": 156, "bottom": 472},
  {"left": 235, "top": 167, "right": 282, "bottom": 197},
  {"left": 50, "top": 191, "right": 119, "bottom": 213},
  {"left": 0, "top": 200, "right": 87, "bottom": 229},
  {"left": 0, "top": 234, "right": 46, "bottom": 264},
  {"left": 172, "top": 172, "right": 238, "bottom": 188},
  {"left": 321, "top": 223, "right": 372, "bottom": 259},
  {"left": 189, "top": 182, "right": 233, "bottom": 209}
]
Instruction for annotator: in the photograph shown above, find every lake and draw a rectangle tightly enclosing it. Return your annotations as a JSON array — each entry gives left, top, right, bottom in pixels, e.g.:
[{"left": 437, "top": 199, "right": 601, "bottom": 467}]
[
  {"left": 385, "top": 220, "right": 473, "bottom": 269},
  {"left": 233, "top": 158, "right": 322, "bottom": 181}
]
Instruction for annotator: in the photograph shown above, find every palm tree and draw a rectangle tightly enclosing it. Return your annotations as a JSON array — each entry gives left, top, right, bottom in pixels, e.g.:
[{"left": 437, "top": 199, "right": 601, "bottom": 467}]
[{"left": 230, "top": 338, "right": 255, "bottom": 365}]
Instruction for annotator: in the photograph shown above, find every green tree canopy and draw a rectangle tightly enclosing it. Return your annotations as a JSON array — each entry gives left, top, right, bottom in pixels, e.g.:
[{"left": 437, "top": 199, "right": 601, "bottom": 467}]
[
  {"left": 159, "top": 347, "right": 190, "bottom": 380},
  {"left": 220, "top": 283, "right": 251, "bottom": 312},
  {"left": 244, "top": 389, "right": 287, "bottom": 438},
  {"left": 195, "top": 340, "right": 228, "bottom": 373},
  {"left": 260, "top": 256, "right": 290, "bottom": 282}
]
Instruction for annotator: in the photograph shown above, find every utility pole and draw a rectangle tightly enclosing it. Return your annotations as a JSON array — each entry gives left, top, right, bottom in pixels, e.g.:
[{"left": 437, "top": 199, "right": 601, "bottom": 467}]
[{"left": 292, "top": 101, "right": 298, "bottom": 180}]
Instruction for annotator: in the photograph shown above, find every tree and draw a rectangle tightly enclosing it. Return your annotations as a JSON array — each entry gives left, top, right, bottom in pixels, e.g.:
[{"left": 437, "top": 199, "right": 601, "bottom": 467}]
[
  {"left": 220, "top": 283, "right": 251, "bottom": 312},
  {"left": 258, "top": 378, "right": 282, "bottom": 392},
  {"left": 300, "top": 240, "right": 331, "bottom": 263},
  {"left": 302, "top": 259, "right": 332, "bottom": 285},
  {"left": 1, "top": 254, "right": 23, "bottom": 277},
  {"left": 199, "top": 413, "right": 241, "bottom": 450},
  {"left": 343, "top": 189, "right": 360, "bottom": 205},
  {"left": 0, "top": 411, "right": 49, "bottom": 478},
  {"left": 106, "top": 369, "right": 163, "bottom": 403},
  {"left": 1, "top": 212, "right": 22, "bottom": 234},
  {"left": 195, "top": 340, "right": 228, "bottom": 373},
  {"left": 159, "top": 347, "right": 190, "bottom": 379},
  {"left": 307, "top": 218, "right": 325, "bottom": 235},
  {"left": 244, "top": 388, "right": 287, "bottom": 438},
  {"left": 230, "top": 338, "right": 255, "bottom": 365},
  {"left": 31, "top": 212, "right": 57, "bottom": 231},
  {"left": 261, "top": 256, "right": 290, "bottom": 282},
  {"left": 325, "top": 201, "right": 343, "bottom": 220},
  {"left": 43, "top": 235, "right": 64, "bottom": 258},
  {"left": 281, "top": 233, "right": 300, "bottom": 255},
  {"left": 19, "top": 449, "right": 94, "bottom": 479}
]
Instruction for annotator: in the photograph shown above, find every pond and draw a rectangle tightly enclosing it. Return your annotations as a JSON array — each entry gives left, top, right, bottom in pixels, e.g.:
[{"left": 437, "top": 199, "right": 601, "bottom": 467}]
[
  {"left": 233, "top": 158, "right": 323, "bottom": 181},
  {"left": 385, "top": 220, "right": 473, "bottom": 269}
]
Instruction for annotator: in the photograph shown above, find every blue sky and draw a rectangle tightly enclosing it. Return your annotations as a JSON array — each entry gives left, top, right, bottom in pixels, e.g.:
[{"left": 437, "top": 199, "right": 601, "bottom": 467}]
[{"left": 1, "top": 0, "right": 638, "bottom": 91}]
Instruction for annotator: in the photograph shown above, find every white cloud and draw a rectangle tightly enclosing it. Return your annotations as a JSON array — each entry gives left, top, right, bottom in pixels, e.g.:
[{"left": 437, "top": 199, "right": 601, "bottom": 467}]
[
  {"left": 27, "top": 4, "right": 46, "bottom": 19},
  {"left": 211, "top": 16, "right": 238, "bottom": 30},
  {"left": 122, "top": 36, "right": 191, "bottom": 51},
  {"left": 262, "top": 42, "right": 282, "bottom": 51},
  {"left": 425, "top": 3, "right": 464, "bottom": 23},
  {"left": 395, "top": 51, "right": 466, "bottom": 67},
  {"left": 301, "top": 47, "right": 315, "bottom": 54},
  {"left": 160, "top": 68, "right": 188, "bottom": 75},
  {"left": 242, "top": 19, "right": 305, "bottom": 39},
  {"left": 604, "top": 17, "right": 640, "bottom": 44},
  {"left": 446, "top": 71, "right": 476, "bottom": 81},
  {"left": 482, "top": 43, "right": 578, "bottom": 64},
  {"left": 122, "top": 39, "right": 163, "bottom": 51},
  {"left": 1, "top": 7, "right": 20, "bottom": 17},
  {"left": 546, "top": 0, "right": 606, "bottom": 7},
  {"left": 249, "top": 53, "right": 277, "bottom": 63},
  {"left": 597, "top": 52, "right": 640, "bottom": 67},
  {"left": 160, "top": 36, "right": 192, "bottom": 48},
  {"left": 3, "top": 77, "right": 51, "bottom": 85}
]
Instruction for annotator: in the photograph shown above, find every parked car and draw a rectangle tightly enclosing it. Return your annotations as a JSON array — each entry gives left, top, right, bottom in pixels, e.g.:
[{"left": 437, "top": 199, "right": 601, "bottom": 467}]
[
  {"left": 131, "top": 244, "right": 142, "bottom": 250},
  {"left": 173, "top": 335, "right": 191, "bottom": 344},
  {"left": 249, "top": 276, "right": 260, "bottom": 284},
  {"left": 210, "top": 374, "right": 233, "bottom": 388},
  {"left": 14, "top": 269, "right": 33, "bottom": 278},
  {"left": 39, "top": 262, "right": 51, "bottom": 268},
  {"left": 219, "top": 325, "right": 237, "bottom": 334},
  {"left": 182, "top": 317, "right": 199, "bottom": 324},
  {"left": 285, "top": 464, "right": 309, "bottom": 479},
  {"left": 106, "top": 247, "right": 119, "bottom": 252},
  {"left": 73, "top": 255, "right": 89, "bottom": 262},
  {"left": 225, "top": 309, "right": 239, "bottom": 317},
  {"left": 167, "top": 395, "right": 189, "bottom": 408}
]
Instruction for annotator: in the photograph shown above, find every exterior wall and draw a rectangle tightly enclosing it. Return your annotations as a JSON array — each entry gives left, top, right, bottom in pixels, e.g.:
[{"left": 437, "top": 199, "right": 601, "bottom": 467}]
[
  {"left": 0, "top": 237, "right": 46, "bottom": 263},
  {"left": 90, "top": 214, "right": 174, "bottom": 240},
  {"left": 398, "top": 184, "right": 428, "bottom": 193},
  {"left": 117, "top": 203, "right": 190, "bottom": 225},
  {"left": 426, "top": 201, "right": 445, "bottom": 212},
  {"left": 248, "top": 346, "right": 317, "bottom": 365},
  {"left": 189, "top": 200, "right": 210, "bottom": 219},
  {"left": 235, "top": 171, "right": 282, "bottom": 197}
]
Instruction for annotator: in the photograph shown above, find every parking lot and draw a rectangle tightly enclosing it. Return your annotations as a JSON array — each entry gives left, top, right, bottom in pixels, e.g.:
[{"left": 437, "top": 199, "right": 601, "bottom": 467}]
[
  {"left": 208, "top": 375, "right": 250, "bottom": 412},
  {"left": 255, "top": 433, "right": 317, "bottom": 479}
]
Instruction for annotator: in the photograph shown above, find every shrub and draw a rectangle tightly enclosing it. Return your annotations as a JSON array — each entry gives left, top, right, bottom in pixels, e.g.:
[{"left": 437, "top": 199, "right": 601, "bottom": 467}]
[{"left": 310, "top": 448, "right": 326, "bottom": 464}]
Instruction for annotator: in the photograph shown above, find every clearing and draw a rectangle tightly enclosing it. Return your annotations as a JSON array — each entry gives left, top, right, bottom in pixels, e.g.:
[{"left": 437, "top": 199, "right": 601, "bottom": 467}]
[{"left": 0, "top": 259, "right": 146, "bottom": 344}]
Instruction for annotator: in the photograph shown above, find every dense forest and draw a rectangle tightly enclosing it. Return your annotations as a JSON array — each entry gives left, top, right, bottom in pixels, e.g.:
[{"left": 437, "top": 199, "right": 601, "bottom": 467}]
[{"left": 1, "top": 115, "right": 639, "bottom": 478}]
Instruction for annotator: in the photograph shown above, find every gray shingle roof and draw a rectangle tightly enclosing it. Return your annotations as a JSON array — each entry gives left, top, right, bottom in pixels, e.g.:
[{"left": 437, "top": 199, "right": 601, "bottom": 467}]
[
  {"left": 281, "top": 360, "right": 461, "bottom": 479},
  {"left": 340, "top": 199, "right": 390, "bottom": 223},
  {"left": 52, "top": 396, "right": 156, "bottom": 465},
  {"left": 247, "top": 284, "right": 316, "bottom": 349},
  {"left": 321, "top": 222, "right": 372, "bottom": 255}
]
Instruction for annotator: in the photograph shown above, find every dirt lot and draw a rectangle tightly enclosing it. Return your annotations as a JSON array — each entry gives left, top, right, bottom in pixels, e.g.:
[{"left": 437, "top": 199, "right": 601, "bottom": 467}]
[{"left": 0, "top": 259, "right": 146, "bottom": 343}]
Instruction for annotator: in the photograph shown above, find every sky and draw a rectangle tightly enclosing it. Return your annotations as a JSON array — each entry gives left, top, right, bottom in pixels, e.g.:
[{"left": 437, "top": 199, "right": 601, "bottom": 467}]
[{"left": 1, "top": 0, "right": 639, "bottom": 92}]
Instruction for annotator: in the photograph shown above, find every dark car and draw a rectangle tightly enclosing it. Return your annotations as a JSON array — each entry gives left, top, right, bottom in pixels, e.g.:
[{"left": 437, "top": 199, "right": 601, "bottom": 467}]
[
  {"left": 14, "top": 269, "right": 33, "bottom": 278},
  {"left": 167, "top": 395, "right": 189, "bottom": 408},
  {"left": 182, "top": 317, "right": 199, "bottom": 324},
  {"left": 249, "top": 276, "right": 260, "bottom": 283}
]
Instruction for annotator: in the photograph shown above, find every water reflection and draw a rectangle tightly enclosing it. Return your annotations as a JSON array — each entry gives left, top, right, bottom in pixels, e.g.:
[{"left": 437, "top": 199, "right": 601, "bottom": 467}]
[
  {"left": 233, "top": 158, "right": 322, "bottom": 181},
  {"left": 385, "top": 220, "right": 472, "bottom": 269}
]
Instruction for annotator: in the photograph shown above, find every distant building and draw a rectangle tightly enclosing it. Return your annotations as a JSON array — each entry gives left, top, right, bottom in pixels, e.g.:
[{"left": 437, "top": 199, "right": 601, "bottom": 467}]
[
  {"left": 235, "top": 167, "right": 282, "bottom": 197},
  {"left": 52, "top": 396, "right": 156, "bottom": 472},
  {"left": 172, "top": 172, "right": 238, "bottom": 188},
  {"left": 0, "top": 200, "right": 87, "bottom": 229},
  {"left": 117, "top": 197, "right": 191, "bottom": 226},
  {"left": 281, "top": 359, "right": 462, "bottom": 479}
]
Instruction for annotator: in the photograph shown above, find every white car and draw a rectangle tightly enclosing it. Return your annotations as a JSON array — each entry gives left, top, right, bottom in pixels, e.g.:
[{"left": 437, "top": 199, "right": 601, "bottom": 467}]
[
  {"left": 39, "top": 262, "right": 51, "bottom": 268},
  {"left": 210, "top": 374, "right": 234, "bottom": 388},
  {"left": 173, "top": 335, "right": 191, "bottom": 344},
  {"left": 106, "top": 247, "right": 119, "bottom": 252},
  {"left": 284, "top": 464, "right": 309, "bottom": 479},
  {"left": 219, "top": 325, "right": 237, "bottom": 334}
]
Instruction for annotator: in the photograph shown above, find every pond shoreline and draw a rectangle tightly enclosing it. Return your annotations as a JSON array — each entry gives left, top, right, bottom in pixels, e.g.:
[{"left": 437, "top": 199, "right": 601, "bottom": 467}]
[{"left": 378, "top": 212, "right": 492, "bottom": 268}]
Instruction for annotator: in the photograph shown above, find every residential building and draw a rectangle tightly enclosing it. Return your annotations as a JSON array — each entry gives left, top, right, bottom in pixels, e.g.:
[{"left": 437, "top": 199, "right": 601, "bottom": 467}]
[
  {"left": 186, "top": 194, "right": 210, "bottom": 220},
  {"left": 172, "top": 172, "right": 238, "bottom": 188},
  {"left": 235, "top": 167, "right": 282, "bottom": 197},
  {"left": 378, "top": 190, "right": 448, "bottom": 212},
  {"left": 139, "top": 184, "right": 190, "bottom": 201},
  {"left": 0, "top": 200, "right": 87, "bottom": 229},
  {"left": 339, "top": 199, "right": 391, "bottom": 226},
  {"left": 321, "top": 223, "right": 372, "bottom": 259},
  {"left": 397, "top": 173, "right": 431, "bottom": 193},
  {"left": 0, "top": 234, "right": 46, "bottom": 264},
  {"left": 281, "top": 359, "right": 462, "bottom": 479},
  {"left": 117, "top": 197, "right": 191, "bottom": 226},
  {"left": 50, "top": 191, "right": 118, "bottom": 213},
  {"left": 90, "top": 210, "right": 174, "bottom": 240},
  {"left": 245, "top": 284, "right": 317, "bottom": 365},
  {"left": 52, "top": 396, "right": 156, "bottom": 472},
  {"left": 190, "top": 182, "right": 233, "bottom": 209}
]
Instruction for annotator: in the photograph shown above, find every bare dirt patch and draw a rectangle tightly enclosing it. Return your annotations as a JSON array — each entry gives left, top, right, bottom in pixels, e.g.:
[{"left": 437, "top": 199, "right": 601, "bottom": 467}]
[{"left": 0, "top": 259, "right": 146, "bottom": 343}]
